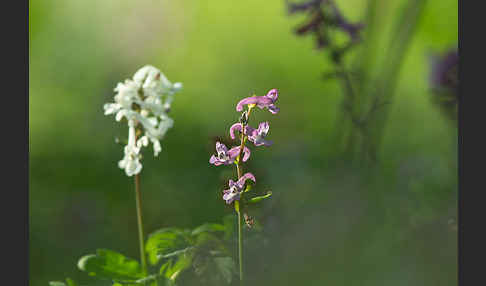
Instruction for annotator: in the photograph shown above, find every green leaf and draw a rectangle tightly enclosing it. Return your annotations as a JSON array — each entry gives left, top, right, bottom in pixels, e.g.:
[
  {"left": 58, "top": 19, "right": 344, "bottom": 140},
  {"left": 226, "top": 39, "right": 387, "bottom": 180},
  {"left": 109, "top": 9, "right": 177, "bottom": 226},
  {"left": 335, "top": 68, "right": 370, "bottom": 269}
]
[
  {"left": 191, "top": 223, "right": 225, "bottom": 236},
  {"left": 49, "top": 278, "right": 77, "bottom": 286},
  {"left": 159, "top": 260, "right": 172, "bottom": 275},
  {"left": 154, "top": 275, "right": 175, "bottom": 286},
  {"left": 159, "top": 247, "right": 195, "bottom": 259},
  {"left": 247, "top": 191, "right": 272, "bottom": 204},
  {"left": 161, "top": 253, "right": 194, "bottom": 281},
  {"left": 213, "top": 257, "right": 236, "bottom": 284},
  {"left": 242, "top": 184, "right": 252, "bottom": 193},
  {"left": 135, "top": 274, "right": 159, "bottom": 284},
  {"left": 65, "top": 278, "right": 77, "bottom": 286},
  {"left": 145, "top": 228, "right": 191, "bottom": 265},
  {"left": 77, "top": 249, "right": 143, "bottom": 281}
]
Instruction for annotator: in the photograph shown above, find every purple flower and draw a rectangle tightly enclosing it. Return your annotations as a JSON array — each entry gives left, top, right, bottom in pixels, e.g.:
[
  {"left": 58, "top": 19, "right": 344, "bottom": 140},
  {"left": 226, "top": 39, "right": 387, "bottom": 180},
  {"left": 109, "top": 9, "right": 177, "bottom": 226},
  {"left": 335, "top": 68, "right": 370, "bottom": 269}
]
[
  {"left": 222, "top": 173, "right": 256, "bottom": 204},
  {"left": 236, "top": 89, "right": 280, "bottom": 114},
  {"left": 229, "top": 123, "right": 252, "bottom": 140},
  {"left": 247, "top": 122, "right": 273, "bottom": 147},
  {"left": 209, "top": 142, "right": 250, "bottom": 166},
  {"left": 230, "top": 122, "right": 273, "bottom": 147},
  {"left": 229, "top": 123, "right": 246, "bottom": 140}
]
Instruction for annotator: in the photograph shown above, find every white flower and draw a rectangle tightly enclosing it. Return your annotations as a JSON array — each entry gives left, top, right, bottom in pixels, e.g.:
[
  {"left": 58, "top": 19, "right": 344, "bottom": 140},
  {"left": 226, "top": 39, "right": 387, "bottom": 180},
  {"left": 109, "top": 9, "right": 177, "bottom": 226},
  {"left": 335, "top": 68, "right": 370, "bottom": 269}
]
[
  {"left": 118, "top": 120, "right": 143, "bottom": 176},
  {"left": 103, "top": 65, "right": 182, "bottom": 176},
  {"left": 114, "top": 80, "right": 140, "bottom": 109}
]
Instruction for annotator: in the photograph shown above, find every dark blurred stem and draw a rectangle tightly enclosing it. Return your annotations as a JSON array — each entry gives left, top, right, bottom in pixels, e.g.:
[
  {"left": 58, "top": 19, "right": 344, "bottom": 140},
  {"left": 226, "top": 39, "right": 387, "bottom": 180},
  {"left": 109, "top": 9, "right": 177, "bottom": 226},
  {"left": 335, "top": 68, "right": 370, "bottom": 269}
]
[
  {"left": 339, "top": 65, "right": 358, "bottom": 155},
  {"left": 363, "top": 0, "right": 427, "bottom": 160},
  {"left": 134, "top": 174, "right": 148, "bottom": 275},
  {"left": 332, "top": 61, "right": 358, "bottom": 156},
  {"left": 338, "top": 64, "right": 355, "bottom": 101}
]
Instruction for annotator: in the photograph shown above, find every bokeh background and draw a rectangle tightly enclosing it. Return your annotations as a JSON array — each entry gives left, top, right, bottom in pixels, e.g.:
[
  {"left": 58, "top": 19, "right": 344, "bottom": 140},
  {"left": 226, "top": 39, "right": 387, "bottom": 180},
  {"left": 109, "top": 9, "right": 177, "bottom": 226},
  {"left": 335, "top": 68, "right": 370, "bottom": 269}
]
[{"left": 29, "top": 0, "right": 457, "bottom": 285}]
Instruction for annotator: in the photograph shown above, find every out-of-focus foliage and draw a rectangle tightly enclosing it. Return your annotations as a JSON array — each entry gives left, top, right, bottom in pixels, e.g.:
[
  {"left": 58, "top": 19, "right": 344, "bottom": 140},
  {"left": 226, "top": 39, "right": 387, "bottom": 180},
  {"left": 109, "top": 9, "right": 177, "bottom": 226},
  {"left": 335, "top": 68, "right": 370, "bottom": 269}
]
[
  {"left": 30, "top": 0, "right": 457, "bottom": 285},
  {"left": 145, "top": 220, "right": 236, "bottom": 285},
  {"left": 55, "top": 219, "right": 236, "bottom": 286}
]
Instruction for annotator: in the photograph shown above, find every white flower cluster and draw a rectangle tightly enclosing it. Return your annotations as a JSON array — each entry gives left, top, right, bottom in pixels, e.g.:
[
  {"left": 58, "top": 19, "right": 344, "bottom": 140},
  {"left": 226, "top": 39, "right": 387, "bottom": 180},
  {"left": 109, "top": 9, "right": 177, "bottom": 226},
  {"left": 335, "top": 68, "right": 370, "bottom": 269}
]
[{"left": 104, "top": 65, "right": 182, "bottom": 176}]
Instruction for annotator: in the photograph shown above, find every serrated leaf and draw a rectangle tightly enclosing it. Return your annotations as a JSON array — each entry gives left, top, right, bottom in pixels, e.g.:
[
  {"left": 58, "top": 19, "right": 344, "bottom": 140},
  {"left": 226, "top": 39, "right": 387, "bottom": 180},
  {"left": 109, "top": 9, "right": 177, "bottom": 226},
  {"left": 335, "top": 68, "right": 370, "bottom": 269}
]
[
  {"left": 247, "top": 191, "right": 272, "bottom": 204},
  {"left": 77, "top": 249, "right": 143, "bottom": 281},
  {"left": 191, "top": 223, "right": 225, "bottom": 236},
  {"left": 145, "top": 228, "right": 192, "bottom": 265}
]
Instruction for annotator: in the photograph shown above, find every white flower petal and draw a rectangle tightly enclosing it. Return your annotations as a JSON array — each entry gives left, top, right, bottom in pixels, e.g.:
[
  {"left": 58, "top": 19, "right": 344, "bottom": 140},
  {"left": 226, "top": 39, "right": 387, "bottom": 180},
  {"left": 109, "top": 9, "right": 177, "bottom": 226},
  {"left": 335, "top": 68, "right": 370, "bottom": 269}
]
[
  {"left": 115, "top": 110, "right": 126, "bottom": 121},
  {"left": 152, "top": 139, "right": 161, "bottom": 156},
  {"left": 172, "top": 82, "right": 182, "bottom": 91},
  {"left": 137, "top": 136, "right": 149, "bottom": 148}
]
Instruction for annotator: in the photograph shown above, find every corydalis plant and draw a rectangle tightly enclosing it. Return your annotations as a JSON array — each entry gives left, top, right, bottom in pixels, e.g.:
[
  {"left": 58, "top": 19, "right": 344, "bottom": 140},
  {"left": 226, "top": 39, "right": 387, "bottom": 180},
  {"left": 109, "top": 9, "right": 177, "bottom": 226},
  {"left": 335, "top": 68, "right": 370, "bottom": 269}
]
[
  {"left": 51, "top": 66, "right": 182, "bottom": 286},
  {"left": 104, "top": 65, "right": 182, "bottom": 176},
  {"left": 103, "top": 65, "right": 181, "bottom": 277},
  {"left": 209, "top": 88, "right": 278, "bottom": 284}
]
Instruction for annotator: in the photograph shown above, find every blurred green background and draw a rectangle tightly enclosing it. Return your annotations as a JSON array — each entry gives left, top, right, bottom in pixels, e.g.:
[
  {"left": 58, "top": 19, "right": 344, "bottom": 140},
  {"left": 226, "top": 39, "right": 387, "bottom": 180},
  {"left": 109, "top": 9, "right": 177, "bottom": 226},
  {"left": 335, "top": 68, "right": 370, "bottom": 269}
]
[{"left": 29, "top": 0, "right": 457, "bottom": 285}]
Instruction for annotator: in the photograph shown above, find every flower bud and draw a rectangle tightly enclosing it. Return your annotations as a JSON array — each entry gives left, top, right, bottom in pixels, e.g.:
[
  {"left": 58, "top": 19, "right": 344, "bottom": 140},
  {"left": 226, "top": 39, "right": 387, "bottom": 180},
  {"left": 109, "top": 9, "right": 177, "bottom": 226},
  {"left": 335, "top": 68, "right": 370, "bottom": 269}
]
[{"left": 239, "top": 111, "right": 249, "bottom": 125}]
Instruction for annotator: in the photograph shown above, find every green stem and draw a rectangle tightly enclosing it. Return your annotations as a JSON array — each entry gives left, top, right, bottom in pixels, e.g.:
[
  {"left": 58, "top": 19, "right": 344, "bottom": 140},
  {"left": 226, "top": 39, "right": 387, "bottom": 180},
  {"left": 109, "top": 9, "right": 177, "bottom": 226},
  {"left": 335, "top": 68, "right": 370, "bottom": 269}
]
[
  {"left": 234, "top": 107, "right": 254, "bottom": 285},
  {"left": 237, "top": 209, "right": 243, "bottom": 285},
  {"left": 134, "top": 174, "right": 148, "bottom": 275}
]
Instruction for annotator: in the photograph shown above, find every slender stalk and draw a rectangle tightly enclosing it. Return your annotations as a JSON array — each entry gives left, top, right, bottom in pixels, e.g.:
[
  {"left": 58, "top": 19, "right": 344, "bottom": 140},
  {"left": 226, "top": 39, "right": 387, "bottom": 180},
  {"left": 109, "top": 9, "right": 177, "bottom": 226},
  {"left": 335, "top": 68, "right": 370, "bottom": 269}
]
[
  {"left": 237, "top": 208, "right": 243, "bottom": 284},
  {"left": 236, "top": 138, "right": 244, "bottom": 285},
  {"left": 234, "top": 106, "right": 253, "bottom": 285},
  {"left": 134, "top": 174, "right": 148, "bottom": 275}
]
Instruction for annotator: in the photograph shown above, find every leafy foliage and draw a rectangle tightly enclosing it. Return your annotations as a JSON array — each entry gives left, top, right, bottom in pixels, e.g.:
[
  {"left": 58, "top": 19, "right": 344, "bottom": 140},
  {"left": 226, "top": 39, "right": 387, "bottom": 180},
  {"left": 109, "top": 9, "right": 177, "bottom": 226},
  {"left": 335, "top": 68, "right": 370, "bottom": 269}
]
[
  {"left": 145, "top": 228, "right": 193, "bottom": 266},
  {"left": 51, "top": 219, "right": 237, "bottom": 286},
  {"left": 146, "top": 220, "right": 237, "bottom": 285},
  {"left": 48, "top": 279, "right": 76, "bottom": 286},
  {"left": 77, "top": 249, "right": 144, "bottom": 282},
  {"left": 246, "top": 191, "right": 272, "bottom": 204}
]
